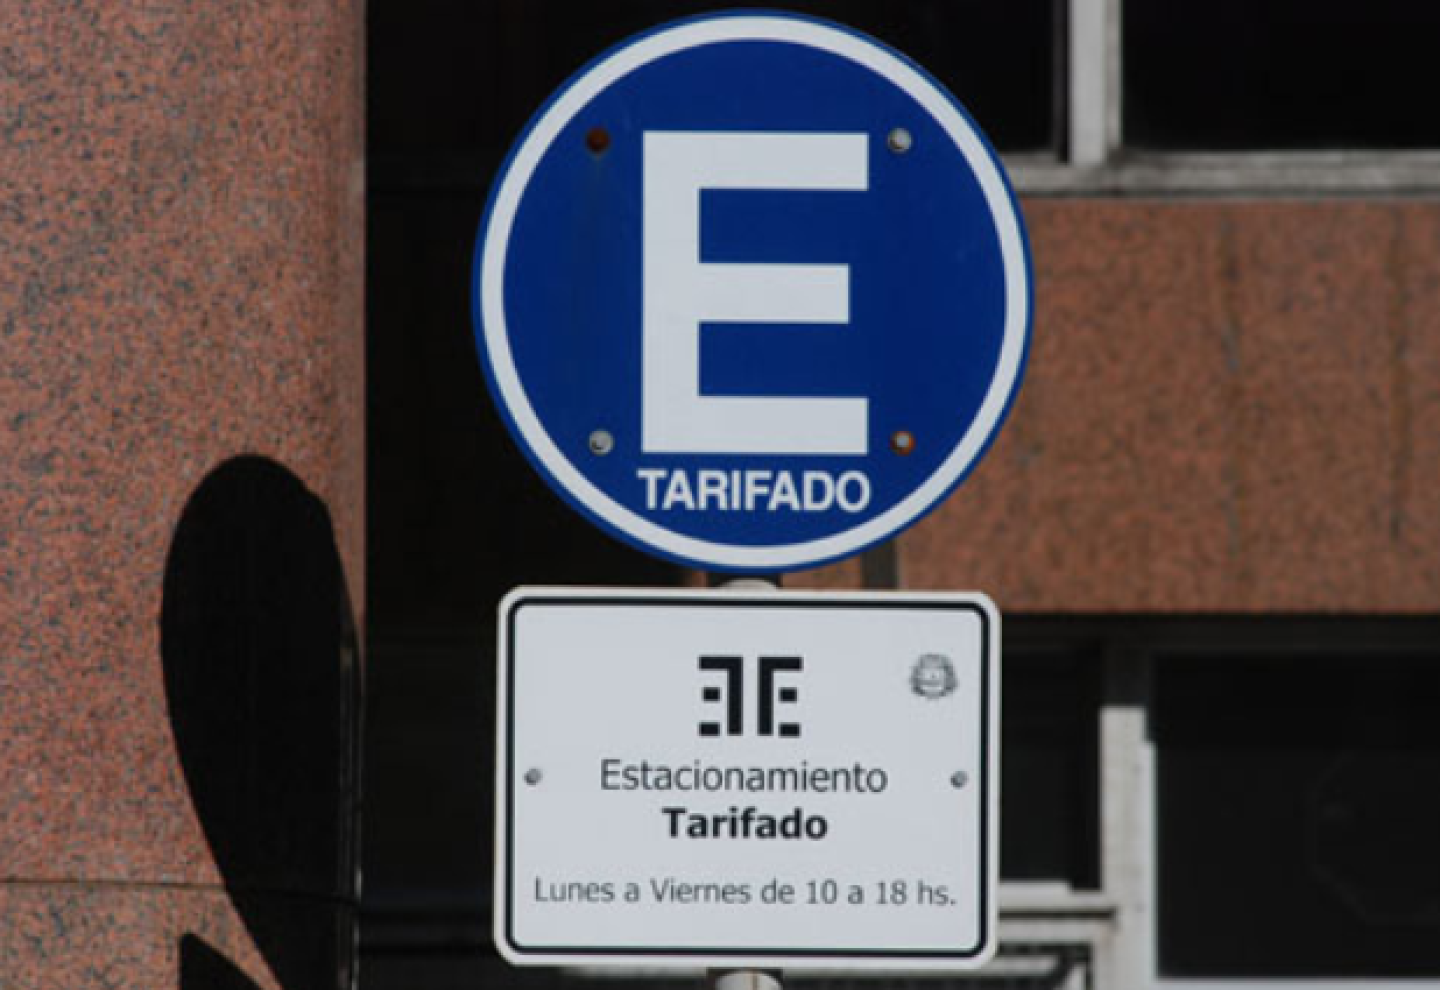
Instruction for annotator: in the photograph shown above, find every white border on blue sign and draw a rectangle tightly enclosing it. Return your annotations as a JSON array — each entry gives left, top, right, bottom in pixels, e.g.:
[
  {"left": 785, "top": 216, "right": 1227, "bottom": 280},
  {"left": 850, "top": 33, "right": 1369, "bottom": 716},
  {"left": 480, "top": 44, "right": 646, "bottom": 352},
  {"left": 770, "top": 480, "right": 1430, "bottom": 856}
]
[{"left": 477, "top": 14, "right": 1031, "bottom": 573}]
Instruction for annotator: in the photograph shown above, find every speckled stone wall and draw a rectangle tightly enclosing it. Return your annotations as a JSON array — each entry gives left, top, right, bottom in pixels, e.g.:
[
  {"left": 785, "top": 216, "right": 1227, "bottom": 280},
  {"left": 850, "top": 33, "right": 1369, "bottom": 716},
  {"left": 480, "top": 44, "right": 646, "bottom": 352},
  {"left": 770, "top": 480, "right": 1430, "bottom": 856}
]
[
  {"left": 793, "top": 201, "right": 1440, "bottom": 612},
  {"left": 0, "top": 2, "right": 363, "bottom": 988}
]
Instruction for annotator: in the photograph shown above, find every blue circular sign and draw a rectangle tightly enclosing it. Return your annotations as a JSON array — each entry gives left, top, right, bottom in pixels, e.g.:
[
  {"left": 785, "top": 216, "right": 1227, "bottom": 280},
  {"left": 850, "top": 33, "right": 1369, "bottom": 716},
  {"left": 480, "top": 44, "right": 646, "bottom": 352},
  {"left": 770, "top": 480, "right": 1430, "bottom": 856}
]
[{"left": 474, "top": 12, "right": 1031, "bottom": 573}]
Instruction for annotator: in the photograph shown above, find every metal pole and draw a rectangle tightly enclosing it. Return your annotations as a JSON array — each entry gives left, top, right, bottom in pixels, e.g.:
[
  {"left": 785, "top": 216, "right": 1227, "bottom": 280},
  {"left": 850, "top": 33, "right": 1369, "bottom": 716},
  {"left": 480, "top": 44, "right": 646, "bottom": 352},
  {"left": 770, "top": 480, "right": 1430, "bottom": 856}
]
[
  {"left": 709, "top": 969, "right": 783, "bottom": 990},
  {"left": 711, "top": 576, "right": 781, "bottom": 990},
  {"left": 717, "top": 576, "right": 780, "bottom": 592}
]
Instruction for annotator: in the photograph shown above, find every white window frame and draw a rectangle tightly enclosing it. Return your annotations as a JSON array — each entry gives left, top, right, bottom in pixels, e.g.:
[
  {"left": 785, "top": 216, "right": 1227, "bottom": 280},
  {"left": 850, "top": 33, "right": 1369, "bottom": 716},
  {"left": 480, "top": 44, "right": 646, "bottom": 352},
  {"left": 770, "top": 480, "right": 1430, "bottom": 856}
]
[{"left": 1007, "top": 0, "right": 1440, "bottom": 197}]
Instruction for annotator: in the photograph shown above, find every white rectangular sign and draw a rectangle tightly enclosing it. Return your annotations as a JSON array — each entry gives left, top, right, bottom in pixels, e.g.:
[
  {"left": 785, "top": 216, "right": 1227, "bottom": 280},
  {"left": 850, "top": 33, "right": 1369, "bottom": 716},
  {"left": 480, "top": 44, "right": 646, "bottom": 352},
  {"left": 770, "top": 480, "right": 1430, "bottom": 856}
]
[{"left": 494, "top": 588, "right": 999, "bottom": 970}]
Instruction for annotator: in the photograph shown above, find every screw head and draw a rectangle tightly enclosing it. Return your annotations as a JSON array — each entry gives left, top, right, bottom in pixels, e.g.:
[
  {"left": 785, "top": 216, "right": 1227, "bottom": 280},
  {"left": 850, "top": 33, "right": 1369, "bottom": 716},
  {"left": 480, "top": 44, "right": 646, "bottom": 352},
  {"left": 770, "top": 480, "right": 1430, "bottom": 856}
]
[
  {"left": 524, "top": 769, "right": 543, "bottom": 786},
  {"left": 951, "top": 771, "right": 969, "bottom": 789},
  {"left": 887, "top": 127, "right": 913, "bottom": 154},
  {"left": 585, "top": 126, "right": 611, "bottom": 155},
  {"left": 588, "top": 430, "right": 614, "bottom": 456},
  {"left": 891, "top": 430, "right": 916, "bottom": 455}
]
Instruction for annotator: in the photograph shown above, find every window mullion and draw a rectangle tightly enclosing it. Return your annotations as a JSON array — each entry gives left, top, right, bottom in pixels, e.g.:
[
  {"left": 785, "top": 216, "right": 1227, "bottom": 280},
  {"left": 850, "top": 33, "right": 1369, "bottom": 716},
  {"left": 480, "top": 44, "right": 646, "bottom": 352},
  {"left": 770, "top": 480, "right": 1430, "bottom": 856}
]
[{"left": 1068, "top": 0, "right": 1121, "bottom": 164}]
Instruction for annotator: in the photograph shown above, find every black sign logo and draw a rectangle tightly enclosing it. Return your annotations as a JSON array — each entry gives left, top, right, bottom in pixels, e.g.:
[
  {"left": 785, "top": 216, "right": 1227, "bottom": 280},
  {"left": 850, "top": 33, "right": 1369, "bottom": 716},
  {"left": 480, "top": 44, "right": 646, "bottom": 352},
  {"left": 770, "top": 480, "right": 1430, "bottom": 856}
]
[{"left": 699, "top": 655, "right": 802, "bottom": 738}]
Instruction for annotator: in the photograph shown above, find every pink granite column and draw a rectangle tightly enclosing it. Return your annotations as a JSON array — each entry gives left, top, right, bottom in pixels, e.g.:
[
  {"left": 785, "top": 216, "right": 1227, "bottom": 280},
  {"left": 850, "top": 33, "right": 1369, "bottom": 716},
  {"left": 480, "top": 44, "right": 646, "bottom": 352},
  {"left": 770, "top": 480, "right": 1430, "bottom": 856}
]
[{"left": 0, "top": 2, "right": 363, "bottom": 988}]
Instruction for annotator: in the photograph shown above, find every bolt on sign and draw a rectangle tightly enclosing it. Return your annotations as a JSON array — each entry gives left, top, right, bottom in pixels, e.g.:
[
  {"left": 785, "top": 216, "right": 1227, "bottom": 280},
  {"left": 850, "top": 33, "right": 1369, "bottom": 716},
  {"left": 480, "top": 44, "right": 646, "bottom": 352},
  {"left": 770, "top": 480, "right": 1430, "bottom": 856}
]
[
  {"left": 472, "top": 12, "right": 1032, "bottom": 574},
  {"left": 495, "top": 588, "right": 999, "bottom": 970}
]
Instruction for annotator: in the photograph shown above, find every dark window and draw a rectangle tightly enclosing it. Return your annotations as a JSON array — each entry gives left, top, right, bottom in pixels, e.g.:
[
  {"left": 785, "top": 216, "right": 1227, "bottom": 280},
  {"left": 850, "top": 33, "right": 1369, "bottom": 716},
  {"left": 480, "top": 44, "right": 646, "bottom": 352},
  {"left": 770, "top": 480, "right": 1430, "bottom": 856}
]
[
  {"left": 1156, "top": 651, "right": 1440, "bottom": 977},
  {"left": 370, "top": 0, "right": 1062, "bottom": 179},
  {"left": 1126, "top": 0, "right": 1440, "bottom": 150},
  {"left": 1001, "top": 648, "right": 1102, "bottom": 888}
]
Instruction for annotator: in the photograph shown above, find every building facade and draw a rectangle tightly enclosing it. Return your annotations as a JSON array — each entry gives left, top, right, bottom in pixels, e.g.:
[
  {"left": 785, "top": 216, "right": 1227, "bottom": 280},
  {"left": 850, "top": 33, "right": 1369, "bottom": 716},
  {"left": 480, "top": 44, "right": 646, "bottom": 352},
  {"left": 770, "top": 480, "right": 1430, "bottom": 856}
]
[{"left": 4, "top": 1, "right": 1440, "bottom": 988}]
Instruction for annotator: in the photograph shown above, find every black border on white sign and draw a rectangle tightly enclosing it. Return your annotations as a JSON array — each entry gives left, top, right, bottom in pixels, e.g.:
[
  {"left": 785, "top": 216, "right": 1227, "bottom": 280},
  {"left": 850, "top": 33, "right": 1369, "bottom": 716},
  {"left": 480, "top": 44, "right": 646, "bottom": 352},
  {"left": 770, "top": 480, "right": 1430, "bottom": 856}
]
[{"left": 495, "top": 588, "right": 997, "bottom": 969}]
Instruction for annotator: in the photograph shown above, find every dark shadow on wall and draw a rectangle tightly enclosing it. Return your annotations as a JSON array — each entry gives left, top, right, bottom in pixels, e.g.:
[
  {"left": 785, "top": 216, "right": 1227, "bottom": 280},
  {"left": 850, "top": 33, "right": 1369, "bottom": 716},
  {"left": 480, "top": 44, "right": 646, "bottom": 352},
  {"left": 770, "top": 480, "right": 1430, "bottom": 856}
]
[
  {"left": 180, "top": 937, "right": 266, "bottom": 990},
  {"left": 162, "top": 456, "right": 361, "bottom": 990}
]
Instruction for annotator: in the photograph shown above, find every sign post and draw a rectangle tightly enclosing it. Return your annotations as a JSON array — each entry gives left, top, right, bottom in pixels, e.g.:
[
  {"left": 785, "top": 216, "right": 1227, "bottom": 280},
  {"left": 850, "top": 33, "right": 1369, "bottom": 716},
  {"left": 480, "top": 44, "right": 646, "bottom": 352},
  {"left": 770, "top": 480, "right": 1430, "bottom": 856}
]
[
  {"left": 495, "top": 588, "right": 999, "bottom": 970},
  {"left": 472, "top": 12, "right": 1031, "bottom": 575},
  {"left": 474, "top": 11, "right": 1030, "bottom": 977}
]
